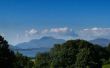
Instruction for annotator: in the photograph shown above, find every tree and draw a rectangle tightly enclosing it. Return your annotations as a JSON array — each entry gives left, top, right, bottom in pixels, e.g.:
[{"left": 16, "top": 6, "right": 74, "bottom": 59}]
[
  {"left": 106, "top": 43, "right": 110, "bottom": 54},
  {"left": 75, "top": 40, "right": 102, "bottom": 68},
  {"left": 75, "top": 48, "right": 90, "bottom": 68},
  {"left": 49, "top": 43, "right": 78, "bottom": 68},
  {"left": 0, "top": 35, "right": 16, "bottom": 68},
  {"left": 34, "top": 52, "right": 50, "bottom": 68},
  {"left": 14, "top": 52, "right": 34, "bottom": 68},
  {"left": 34, "top": 39, "right": 109, "bottom": 68},
  {"left": 104, "top": 44, "right": 110, "bottom": 64}
]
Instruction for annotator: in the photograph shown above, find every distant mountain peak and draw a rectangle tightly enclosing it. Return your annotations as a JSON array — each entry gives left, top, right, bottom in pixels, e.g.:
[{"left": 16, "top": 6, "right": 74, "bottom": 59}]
[
  {"left": 90, "top": 38, "right": 110, "bottom": 46},
  {"left": 93, "top": 38, "right": 109, "bottom": 40},
  {"left": 40, "top": 36, "right": 55, "bottom": 40},
  {"left": 15, "top": 36, "right": 65, "bottom": 57},
  {"left": 15, "top": 36, "right": 65, "bottom": 49}
]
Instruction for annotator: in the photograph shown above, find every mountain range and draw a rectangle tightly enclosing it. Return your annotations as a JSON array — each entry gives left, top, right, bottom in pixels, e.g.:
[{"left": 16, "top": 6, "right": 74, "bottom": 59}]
[
  {"left": 13, "top": 36, "right": 65, "bottom": 57},
  {"left": 15, "top": 36, "right": 65, "bottom": 49},
  {"left": 90, "top": 38, "right": 110, "bottom": 47},
  {"left": 10, "top": 37, "right": 110, "bottom": 57}
]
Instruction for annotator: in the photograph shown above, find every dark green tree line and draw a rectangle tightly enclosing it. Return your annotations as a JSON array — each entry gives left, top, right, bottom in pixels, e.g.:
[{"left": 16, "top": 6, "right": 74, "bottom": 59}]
[
  {"left": 0, "top": 35, "right": 34, "bottom": 68},
  {"left": 34, "top": 40, "right": 110, "bottom": 68},
  {"left": 0, "top": 36, "right": 15, "bottom": 68}
]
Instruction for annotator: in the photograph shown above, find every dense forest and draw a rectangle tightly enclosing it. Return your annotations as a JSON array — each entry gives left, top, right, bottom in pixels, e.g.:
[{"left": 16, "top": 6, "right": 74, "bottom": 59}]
[{"left": 0, "top": 35, "right": 110, "bottom": 68}]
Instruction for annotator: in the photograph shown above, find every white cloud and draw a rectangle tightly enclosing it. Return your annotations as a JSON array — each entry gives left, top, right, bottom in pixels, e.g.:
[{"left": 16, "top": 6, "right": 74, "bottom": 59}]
[
  {"left": 50, "top": 27, "right": 71, "bottom": 33},
  {"left": 14, "top": 27, "right": 78, "bottom": 44},
  {"left": 77, "top": 27, "right": 110, "bottom": 40},
  {"left": 48, "top": 27, "right": 78, "bottom": 39},
  {"left": 13, "top": 27, "right": 110, "bottom": 45},
  {"left": 41, "top": 29, "right": 49, "bottom": 34},
  {"left": 24, "top": 27, "right": 78, "bottom": 39},
  {"left": 25, "top": 29, "right": 38, "bottom": 37}
]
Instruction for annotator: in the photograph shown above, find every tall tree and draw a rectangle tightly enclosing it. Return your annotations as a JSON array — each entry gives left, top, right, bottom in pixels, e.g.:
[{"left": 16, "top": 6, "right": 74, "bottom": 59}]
[
  {"left": 34, "top": 39, "right": 108, "bottom": 68},
  {"left": 14, "top": 52, "right": 34, "bottom": 68},
  {"left": 106, "top": 43, "right": 110, "bottom": 54},
  {"left": 0, "top": 35, "right": 15, "bottom": 68},
  {"left": 34, "top": 52, "right": 50, "bottom": 68}
]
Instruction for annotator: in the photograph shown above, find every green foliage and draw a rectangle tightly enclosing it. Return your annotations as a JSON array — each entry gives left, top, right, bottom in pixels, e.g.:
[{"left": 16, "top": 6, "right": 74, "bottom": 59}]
[
  {"left": 34, "top": 52, "right": 50, "bottom": 68},
  {"left": 0, "top": 36, "right": 16, "bottom": 68},
  {"left": 103, "top": 43, "right": 110, "bottom": 64},
  {"left": 34, "top": 39, "right": 109, "bottom": 68},
  {"left": 0, "top": 35, "right": 34, "bottom": 68},
  {"left": 49, "top": 43, "right": 78, "bottom": 68},
  {"left": 75, "top": 48, "right": 90, "bottom": 68},
  {"left": 106, "top": 43, "right": 110, "bottom": 53},
  {"left": 14, "top": 52, "right": 34, "bottom": 68}
]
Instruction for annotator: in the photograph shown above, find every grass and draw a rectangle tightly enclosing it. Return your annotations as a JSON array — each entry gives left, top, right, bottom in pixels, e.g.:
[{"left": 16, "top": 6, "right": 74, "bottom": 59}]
[{"left": 103, "top": 64, "right": 110, "bottom": 68}]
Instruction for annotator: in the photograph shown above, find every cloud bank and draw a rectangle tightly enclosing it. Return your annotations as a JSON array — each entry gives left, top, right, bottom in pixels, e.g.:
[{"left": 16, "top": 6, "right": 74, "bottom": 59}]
[
  {"left": 15, "top": 27, "right": 110, "bottom": 44},
  {"left": 25, "top": 27, "right": 78, "bottom": 38},
  {"left": 77, "top": 27, "right": 110, "bottom": 40}
]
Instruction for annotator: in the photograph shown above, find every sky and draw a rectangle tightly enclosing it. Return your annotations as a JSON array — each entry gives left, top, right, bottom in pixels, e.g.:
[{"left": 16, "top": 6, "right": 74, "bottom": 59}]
[{"left": 0, "top": 0, "right": 110, "bottom": 45}]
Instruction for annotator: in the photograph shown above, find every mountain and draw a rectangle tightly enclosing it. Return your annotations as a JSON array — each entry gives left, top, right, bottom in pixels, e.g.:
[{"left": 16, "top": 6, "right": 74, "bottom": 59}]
[
  {"left": 12, "top": 37, "right": 110, "bottom": 57},
  {"left": 9, "top": 45, "right": 20, "bottom": 50},
  {"left": 9, "top": 45, "right": 16, "bottom": 49},
  {"left": 14, "top": 36, "right": 65, "bottom": 57},
  {"left": 15, "top": 36, "right": 65, "bottom": 49},
  {"left": 90, "top": 38, "right": 110, "bottom": 47}
]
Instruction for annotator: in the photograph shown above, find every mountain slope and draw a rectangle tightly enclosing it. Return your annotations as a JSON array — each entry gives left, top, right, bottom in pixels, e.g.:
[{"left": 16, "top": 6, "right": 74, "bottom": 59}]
[
  {"left": 90, "top": 38, "right": 110, "bottom": 46},
  {"left": 14, "top": 36, "right": 65, "bottom": 57},
  {"left": 15, "top": 36, "right": 65, "bottom": 49}
]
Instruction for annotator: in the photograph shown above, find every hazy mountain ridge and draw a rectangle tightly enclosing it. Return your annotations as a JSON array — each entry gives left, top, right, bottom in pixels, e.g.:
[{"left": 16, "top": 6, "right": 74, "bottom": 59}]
[
  {"left": 15, "top": 36, "right": 65, "bottom": 49},
  {"left": 90, "top": 38, "right": 110, "bottom": 46},
  {"left": 10, "top": 37, "right": 110, "bottom": 57},
  {"left": 13, "top": 36, "right": 65, "bottom": 57}
]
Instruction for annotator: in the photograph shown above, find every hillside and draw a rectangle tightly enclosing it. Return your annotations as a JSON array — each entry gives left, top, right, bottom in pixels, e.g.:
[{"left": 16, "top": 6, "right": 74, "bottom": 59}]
[{"left": 90, "top": 38, "right": 110, "bottom": 46}]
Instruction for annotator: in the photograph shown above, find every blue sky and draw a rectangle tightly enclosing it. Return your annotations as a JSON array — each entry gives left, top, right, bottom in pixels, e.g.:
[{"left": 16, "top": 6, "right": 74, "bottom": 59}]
[{"left": 0, "top": 0, "right": 110, "bottom": 45}]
